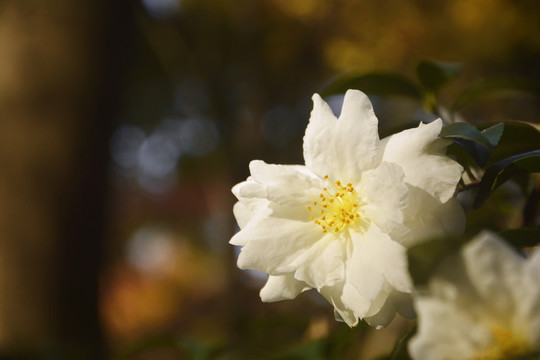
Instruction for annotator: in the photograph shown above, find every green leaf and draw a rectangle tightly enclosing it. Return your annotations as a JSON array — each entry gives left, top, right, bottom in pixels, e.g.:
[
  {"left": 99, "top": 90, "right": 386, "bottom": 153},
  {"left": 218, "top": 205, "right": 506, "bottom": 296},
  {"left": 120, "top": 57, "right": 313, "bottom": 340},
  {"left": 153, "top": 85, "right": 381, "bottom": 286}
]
[
  {"left": 452, "top": 138, "right": 493, "bottom": 167},
  {"left": 440, "top": 122, "right": 493, "bottom": 149},
  {"left": 407, "top": 238, "right": 464, "bottom": 287},
  {"left": 416, "top": 60, "right": 463, "bottom": 93},
  {"left": 451, "top": 76, "right": 540, "bottom": 111},
  {"left": 483, "top": 121, "right": 540, "bottom": 166},
  {"left": 480, "top": 122, "right": 505, "bottom": 147},
  {"left": 499, "top": 228, "right": 540, "bottom": 248},
  {"left": 321, "top": 72, "right": 423, "bottom": 100},
  {"left": 440, "top": 122, "right": 495, "bottom": 166},
  {"left": 445, "top": 142, "right": 479, "bottom": 172},
  {"left": 474, "top": 150, "right": 540, "bottom": 208}
]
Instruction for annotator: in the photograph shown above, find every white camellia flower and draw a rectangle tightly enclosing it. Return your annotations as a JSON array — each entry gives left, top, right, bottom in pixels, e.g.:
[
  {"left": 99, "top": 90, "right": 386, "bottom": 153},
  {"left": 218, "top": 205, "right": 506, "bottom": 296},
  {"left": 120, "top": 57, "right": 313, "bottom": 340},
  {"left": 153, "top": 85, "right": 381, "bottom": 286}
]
[
  {"left": 231, "top": 89, "right": 465, "bottom": 328},
  {"left": 409, "top": 231, "right": 540, "bottom": 359}
]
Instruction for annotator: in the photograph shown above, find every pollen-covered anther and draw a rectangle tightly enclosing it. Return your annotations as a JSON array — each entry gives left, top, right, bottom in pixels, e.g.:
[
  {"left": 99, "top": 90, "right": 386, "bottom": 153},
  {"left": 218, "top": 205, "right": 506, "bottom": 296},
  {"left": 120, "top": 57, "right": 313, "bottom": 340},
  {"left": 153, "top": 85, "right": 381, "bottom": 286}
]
[{"left": 307, "top": 175, "right": 366, "bottom": 234}]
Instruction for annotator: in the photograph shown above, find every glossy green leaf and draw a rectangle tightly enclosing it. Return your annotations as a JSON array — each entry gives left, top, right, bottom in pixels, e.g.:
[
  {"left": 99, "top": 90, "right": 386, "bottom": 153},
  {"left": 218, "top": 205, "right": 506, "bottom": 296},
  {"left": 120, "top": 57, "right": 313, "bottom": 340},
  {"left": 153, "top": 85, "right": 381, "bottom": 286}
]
[
  {"left": 482, "top": 121, "right": 540, "bottom": 166},
  {"left": 445, "top": 142, "right": 481, "bottom": 179},
  {"left": 440, "top": 122, "right": 493, "bottom": 149},
  {"left": 474, "top": 151, "right": 540, "bottom": 208},
  {"left": 321, "top": 72, "right": 423, "bottom": 100},
  {"left": 451, "top": 76, "right": 540, "bottom": 111},
  {"left": 440, "top": 122, "right": 496, "bottom": 166},
  {"left": 452, "top": 138, "right": 492, "bottom": 167},
  {"left": 499, "top": 228, "right": 540, "bottom": 248},
  {"left": 416, "top": 60, "right": 463, "bottom": 93},
  {"left": 480, "top": 122, "right": 505, "bottom": 147}
]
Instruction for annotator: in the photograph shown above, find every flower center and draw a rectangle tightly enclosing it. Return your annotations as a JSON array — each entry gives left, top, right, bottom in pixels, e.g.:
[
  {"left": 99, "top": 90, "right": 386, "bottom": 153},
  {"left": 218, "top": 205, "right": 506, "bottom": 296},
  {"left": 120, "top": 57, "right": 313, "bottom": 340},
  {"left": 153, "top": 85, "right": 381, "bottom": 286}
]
[
  {"left": 474, "top": 327, "right": 529, "bottom": 360},
  {"left": 307, "top": 175, "right": 367, "bottom": 234}
]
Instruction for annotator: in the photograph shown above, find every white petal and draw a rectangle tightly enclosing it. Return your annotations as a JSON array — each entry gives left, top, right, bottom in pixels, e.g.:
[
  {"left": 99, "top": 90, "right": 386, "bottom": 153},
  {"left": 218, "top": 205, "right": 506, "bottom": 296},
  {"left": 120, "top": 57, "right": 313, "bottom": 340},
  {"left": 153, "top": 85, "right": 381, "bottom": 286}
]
[
  {"left": 232, "top": 198, "right": 269, "bottom": 230},
  {"left": 337, "top": 230, "right": 412, "bottom": 326},
  {"left": 521, "top": 250, "right": 540, "bottom": 345},
  {"left": 230, "top": 231, "right": 247, "bottom": 246},
  {"left": 303, "top": 94, "right": 340, "bottom": 178},
  {"left": 232, "top": 161, "right": 325, "bottom": 223},
  {"left": 392, "top": 290, "right": 415, "bottom": 319},
  {"left": 230, "top": 198, "right": 271, "bottom": 246},
  {"left": 293, "top": 235, "right": 347, "bottom": 289},
  {"left": 350, "top": 228, "right": 412, "bottom": 295},
  {"left": 364, "top": 281, "right": 392, "bottom": 318},
  {"left": 233, "top": 201, "right": 250, "bottom": 226},
  {"left": 335, "top": 90, "right": 380, "bottom": 175},
  {"left": 364, "top": 292, "right": 395, "bottom": 328},
  {"left": 235, "top": 216, "right": 322, "bottom": 274},
  {"left": 359, "top": 161, "right": 408, "bottom": 233},
  {"left": 340, "top": 283, "right": 371, "bottom": 322},
  {"left": 232, "top": 177, "right": 266, "bottom": 199},
  {"left": 320, "top": 283, "right": 360, "bottom": 327},
  {"left": 232, "top": 202, "right": 251, "bottom": 235},
  {"left": 303, "top": 90, "right": 380, "bottom": 182},
  {"left": 364, "top": 287, "right": 415, "bottom": 328},
  {"left": 381, "top": 119, "right": 463, "bottom": 203},
  {"left": 345, "top": 236, "right": 385, "bottom": 307},
  {"left": 397, "top": 186, "right": 465, "bottom": 247},
  {"left": 409, "top": 233, "right": 540, "bottom": 358},
  {"left": 248, "top": 160, "right": 321, "bottom": 206},
  {"left": 260, "top": 274, "right": 310, "bottom": 302},
  {"left": 462, "top": 232, "right": 524, "bottom": 314},
  {"left": 409, "top": 297, "right": 490, "bottom": 360}
]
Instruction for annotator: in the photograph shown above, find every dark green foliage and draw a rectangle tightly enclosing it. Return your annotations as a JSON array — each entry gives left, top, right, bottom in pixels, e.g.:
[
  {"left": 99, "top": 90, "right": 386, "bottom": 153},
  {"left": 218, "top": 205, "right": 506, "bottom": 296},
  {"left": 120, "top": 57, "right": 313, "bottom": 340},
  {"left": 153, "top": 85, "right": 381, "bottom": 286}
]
[
  {"left": 407, "top": 238, "right": 465, "bottom": 288},
  {"left": 440, "top": 122, "right": 496, "bottom": 166},
  {"left": 321, "top": 73, "right": 423, "bottom": 100},
  {"left": 319, "top": 60, "right": 540, "bottom": 359},
  {"left": 499, "top": 228, "right": 540, "bottom": 248},
  {"left": 451, "top": 76, "right": 540, "bottom": 111},
  {"left": 474, "top": 150, "right": 540, "bottom": 207},
  {"left": 482, "top": 121, "right": 540, "bottom": 166},
  {"left": 415, "top": 60, "right": 463, "bottom": 93},
  {"left": 440, "top": 122, "right": 494, "bottom": 149}
]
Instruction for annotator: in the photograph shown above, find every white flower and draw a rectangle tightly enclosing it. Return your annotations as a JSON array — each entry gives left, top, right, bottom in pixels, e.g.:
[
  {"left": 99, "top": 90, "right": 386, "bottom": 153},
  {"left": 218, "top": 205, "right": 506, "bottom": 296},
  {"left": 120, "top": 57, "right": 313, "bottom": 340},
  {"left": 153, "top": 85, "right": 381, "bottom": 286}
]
[
  {"left": 409, "top": 231, "right": 540, "bottom": 359},
  {"left": 231, "top": 90, "right": 464, "bottom": 327}
]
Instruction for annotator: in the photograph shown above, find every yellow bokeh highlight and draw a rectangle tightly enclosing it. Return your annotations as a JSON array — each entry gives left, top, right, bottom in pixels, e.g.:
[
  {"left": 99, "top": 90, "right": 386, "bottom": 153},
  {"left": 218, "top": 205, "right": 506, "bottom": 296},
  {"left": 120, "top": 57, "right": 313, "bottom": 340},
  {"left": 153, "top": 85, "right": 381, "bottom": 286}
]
[{"left": 271, "top": 0, "right": 328, "bottom": 20}]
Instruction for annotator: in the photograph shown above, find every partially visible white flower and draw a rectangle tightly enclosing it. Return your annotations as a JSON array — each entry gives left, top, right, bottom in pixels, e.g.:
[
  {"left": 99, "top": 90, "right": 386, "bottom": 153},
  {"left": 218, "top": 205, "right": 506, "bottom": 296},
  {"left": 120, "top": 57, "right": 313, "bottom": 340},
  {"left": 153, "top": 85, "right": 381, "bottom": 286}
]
[
  {"left": 231, "top": 90, "right": 464, "bottom": 328},
  {"left": 409, "top": 231, "right": 540, "bottom": 359}
]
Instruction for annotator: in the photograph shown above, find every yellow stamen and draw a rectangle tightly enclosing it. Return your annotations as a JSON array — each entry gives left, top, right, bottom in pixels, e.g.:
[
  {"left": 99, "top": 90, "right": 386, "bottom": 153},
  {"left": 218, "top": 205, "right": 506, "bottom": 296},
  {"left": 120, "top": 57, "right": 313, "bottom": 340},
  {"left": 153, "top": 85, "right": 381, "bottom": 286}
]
[
  {"left": 474, "top": 326, "right": 529, "bottom": 360},
  {"left": 307, "top": 175, "right": 368, "bottom": 235}
]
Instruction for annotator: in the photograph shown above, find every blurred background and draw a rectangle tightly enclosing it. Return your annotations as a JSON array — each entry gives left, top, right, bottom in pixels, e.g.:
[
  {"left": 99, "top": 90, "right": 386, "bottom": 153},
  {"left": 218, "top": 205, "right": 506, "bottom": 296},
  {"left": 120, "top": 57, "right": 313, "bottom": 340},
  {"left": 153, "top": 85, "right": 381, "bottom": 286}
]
[{"left": 0, "top": 0, "right": 539, "bottom": 359}]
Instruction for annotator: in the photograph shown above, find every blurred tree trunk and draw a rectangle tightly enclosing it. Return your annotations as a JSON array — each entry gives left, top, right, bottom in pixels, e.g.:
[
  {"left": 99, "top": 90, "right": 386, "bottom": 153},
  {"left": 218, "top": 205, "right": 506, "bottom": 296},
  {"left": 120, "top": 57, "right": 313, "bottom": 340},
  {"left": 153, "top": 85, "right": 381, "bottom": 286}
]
[{"left": 0, "top": 1, "right": 132, "bottom": 357}]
